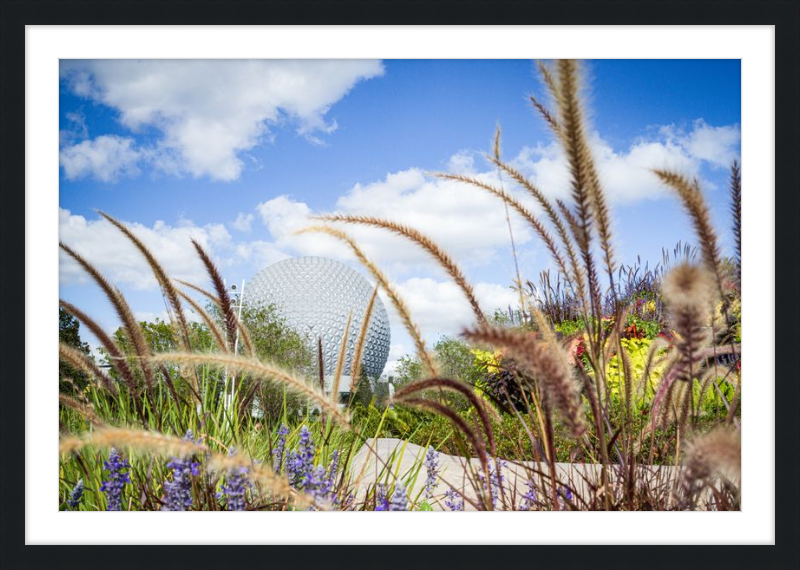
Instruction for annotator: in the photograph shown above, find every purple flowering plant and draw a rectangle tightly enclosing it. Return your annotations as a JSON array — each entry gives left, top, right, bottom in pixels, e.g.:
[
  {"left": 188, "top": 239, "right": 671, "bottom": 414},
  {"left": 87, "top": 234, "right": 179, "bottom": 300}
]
[
  {"left": 100, "top": 448, "right": 131, "bottom": 511},
  {"left": 161, "top": 431, "right": 201, "bottom": 511}
]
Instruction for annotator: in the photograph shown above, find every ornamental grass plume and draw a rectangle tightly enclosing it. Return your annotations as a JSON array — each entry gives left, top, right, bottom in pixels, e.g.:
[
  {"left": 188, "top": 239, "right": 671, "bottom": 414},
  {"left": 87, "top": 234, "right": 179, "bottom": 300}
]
[
  {"left": 101, "top": 448, "right": 131, "bottom": 511},
  {"left": 59, "top": 243, "right": 157, "bottom": 392},
  {"left": 729, "top": 161, "right": 742, "bottom": 285},
  {"left": 59, "top": 299, "right": 139, "bottom": 394},
  {"left": 297, "top": 225, "right": 437, "bottom": 377},
  {"left": 98, "top": 212, "right": 193, "bottom": 357},
  {"left": 394, "top": 377, "right": 497, "bottom": 455},
  {"left": 463, "top": 325, "right": 586, "bottom": 439},
  {"left": 190, "top": 239, "right": 239, "bottom": 352},
  {"left": 58, "top": 342, "right": 118, "bottom": 396},
  {"left": 350, "top": 286, "right": 379, "bottom": 391},
  {"left": 149, "top": 352, "right": 350, "bottom": 428},
  {"left": 682, "top": 427, "right": 741, "bottom": 497},
  {"left": 67, "top": 479, "right": 85, "bottom": 510},
  {"left": 661, "top": 263, "right": 717, "bottom": 382},
  {"left": 653, "top": 172, "right": 725, "bottom": 300},
  {"left": 317, "top": 214, "right": 486, "bottom": 325}
]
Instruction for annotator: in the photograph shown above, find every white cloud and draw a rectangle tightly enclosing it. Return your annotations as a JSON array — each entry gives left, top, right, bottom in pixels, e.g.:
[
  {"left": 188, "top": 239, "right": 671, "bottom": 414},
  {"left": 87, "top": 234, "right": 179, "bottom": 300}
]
[
  {"left": 512, "top": 120, "right": 740, "bottom": 204},
  {"left": 446, "top": 151, "right": 478, "bottom": 174},
  {"left": 387, "top": 278, "right": 520, "bottom": 339},
  {"left": 382, "top": 343, "right": 411, "bottom": 378},
  {"left": 60, "top": 60, "right": 384, "bottom": 181},
  {"left": 672, "top": 120, "right": 741, "bottom": 169},
  {"left": 133, "top": 311, "right": 170, "bottom": 323},
  {"left": 252, "top": 118, "right": 739, "bottom": 276},
  {"left": 231, "top": 212, "right": 254, "bottom": 233},
  {"left": 256, "top": 195, "right": 355, "bottom": 260},
  {"left": 254, "top": 170, "right": 538, "bottom": 273},
  {"left": 60, "top": 116, "right": 740, "bottom": 349},
  {"left": 233, "top": 240, "right": 288, "bottom": 270},
  {"left": 59, "top": 135, "right": 142, "bottom": 182},
  {"left": 59, "top": 111, "right": 89, "bottom": 146},
  {"left": 375, "top": 279, "right": 520, "bottom": 374},
  {"left": 59, "top": 208, "right": 233, "bottom": 290}
]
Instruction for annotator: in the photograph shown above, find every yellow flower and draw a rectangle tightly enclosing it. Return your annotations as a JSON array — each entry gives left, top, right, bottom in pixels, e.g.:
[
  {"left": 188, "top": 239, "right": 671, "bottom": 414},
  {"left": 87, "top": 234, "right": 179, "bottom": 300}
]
[{"left": 471, "top": 348, "right": 501, "bottom": 373}]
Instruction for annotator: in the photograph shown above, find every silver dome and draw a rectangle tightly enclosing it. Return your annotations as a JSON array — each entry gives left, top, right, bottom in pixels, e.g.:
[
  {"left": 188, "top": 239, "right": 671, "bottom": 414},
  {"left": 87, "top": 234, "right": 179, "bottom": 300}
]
[{"left": 244, "top": 257, "right": 391, "bottom": 386}]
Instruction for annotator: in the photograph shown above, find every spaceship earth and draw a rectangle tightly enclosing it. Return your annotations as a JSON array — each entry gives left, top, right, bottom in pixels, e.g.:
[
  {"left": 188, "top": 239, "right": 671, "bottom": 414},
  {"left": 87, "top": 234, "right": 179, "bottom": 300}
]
[{"left": 244, "top": 257, "right": 391, "bottom": 383}]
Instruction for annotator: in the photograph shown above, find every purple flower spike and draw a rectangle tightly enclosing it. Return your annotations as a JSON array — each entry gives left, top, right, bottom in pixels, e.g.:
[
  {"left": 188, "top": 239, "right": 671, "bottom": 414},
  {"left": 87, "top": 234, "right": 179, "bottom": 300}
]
[
  {"left": 444, "top": 488, "right": 464, "bottom": 511},
  {"left": 221, "top": 448, "right": 250, "bottom": 511},
  {"left": 161, "top": 431, "right": 200, "bottom": 511},
  {"left": 374, "top": 484, "right": 389, "bottom": 511},
  {"left": 424, "top": 446, "right": 439, "bottom": 499},
  {"left": 557, "top": 486, "right": 574, "bottom": 510},
  {"left": 100, "top": 448, "right": 131, "bottom": 511},
  {"left": 519, "top": 479, "right": 537, "bottom": 511},
  {"left": 287, "top": 426, "right": 316, "bottom": 490},
  {"left": 67, "top": 479, "right": 84, "bottom": 510},
  {"left": 389, "top": 481, "right": 408, "bottom": 511},
  {"left": 273, "top": 425, "right": 289, "bottom": 474},
  {"left": 478, "top": 459, "right": 506, "bottom": 508}
]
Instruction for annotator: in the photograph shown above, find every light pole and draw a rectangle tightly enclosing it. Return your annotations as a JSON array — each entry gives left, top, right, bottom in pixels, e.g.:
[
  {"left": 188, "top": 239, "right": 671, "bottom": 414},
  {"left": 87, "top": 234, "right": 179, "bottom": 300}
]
[{"left": 227, "top": 279, "right": 246, "bottom": 409}]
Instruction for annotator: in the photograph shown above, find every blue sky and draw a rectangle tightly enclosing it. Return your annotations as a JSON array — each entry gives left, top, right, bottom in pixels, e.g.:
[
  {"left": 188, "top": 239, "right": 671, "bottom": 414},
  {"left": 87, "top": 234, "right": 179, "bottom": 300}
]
[{"left": 59, "top": 59, "right": 741, "bottom": 369}]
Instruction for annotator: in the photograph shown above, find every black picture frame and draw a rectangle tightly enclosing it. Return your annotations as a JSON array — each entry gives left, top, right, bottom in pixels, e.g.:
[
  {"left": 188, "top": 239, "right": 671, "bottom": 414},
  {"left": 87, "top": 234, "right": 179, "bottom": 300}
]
[{"left": 2, "top": 1, "right": 798, "bottom": 569}]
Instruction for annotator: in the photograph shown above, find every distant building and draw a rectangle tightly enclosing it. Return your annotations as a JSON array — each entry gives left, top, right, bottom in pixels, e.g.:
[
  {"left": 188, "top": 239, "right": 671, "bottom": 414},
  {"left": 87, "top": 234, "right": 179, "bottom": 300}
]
[{"left": 245, "top": 256, "right": 391, "bottom": 394}]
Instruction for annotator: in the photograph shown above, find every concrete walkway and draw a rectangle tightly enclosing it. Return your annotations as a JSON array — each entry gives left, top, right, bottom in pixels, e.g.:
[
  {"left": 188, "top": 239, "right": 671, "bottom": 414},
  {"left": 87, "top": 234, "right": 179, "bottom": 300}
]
[{"left": 348, "top": 438, "right": 680, "bottom": 510}]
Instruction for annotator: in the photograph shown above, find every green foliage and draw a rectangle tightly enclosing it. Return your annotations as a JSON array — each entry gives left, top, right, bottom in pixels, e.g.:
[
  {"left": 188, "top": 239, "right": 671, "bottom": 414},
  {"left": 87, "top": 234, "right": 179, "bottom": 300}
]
[
  {"left": 393, "top": 354, "right": 424, "bottom": 388},
  {"left": 60, "top": 307, "right": 91, "bottom": 354},
  {"left": 433, "top": 336, "right": 485, "bottom": 386},
  {"left": 101, "top": 304, "right": 314, "bottom": 423},
  {"left": 394, "top": 336, "right": 485, "bottom": 388},
  {"left": 59, "top": 307, "right": 91, "bottom": 390},
  {"left": 605, "top": 338, "right": 660, "bottom": 404},
  {"left": 226, "top": 301, "right": 314, "bottom": 422},
  {"left": 554, "top": 318, "right": 585, "bottom": 337},
  {"left": 236, "top": 302, "right": 312, "bottom": 371},
  {"left": 491, "top": 307, "right": 534, "bottom": 330},
  {"left": 59, "top": 61, "right": 743, "bottom": 511},
  {"left": 623, "top": 314, "right": 661, "bottom": 340},
  {"left": 391, "top": 336, "right": 489, "bottom": 413}
]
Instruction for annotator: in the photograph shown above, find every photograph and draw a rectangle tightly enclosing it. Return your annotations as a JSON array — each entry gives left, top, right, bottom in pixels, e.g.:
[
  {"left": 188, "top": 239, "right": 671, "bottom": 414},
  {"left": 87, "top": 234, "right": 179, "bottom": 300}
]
[{"left": 57, "top": 57, "right": 744, "bottom": 513}]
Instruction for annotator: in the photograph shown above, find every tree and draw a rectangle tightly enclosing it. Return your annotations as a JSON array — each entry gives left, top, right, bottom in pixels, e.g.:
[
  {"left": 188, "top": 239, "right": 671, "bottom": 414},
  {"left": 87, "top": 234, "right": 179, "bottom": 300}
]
[
  {"left": 103, "top": 303, "right": 314, "bottom": 422},
  {"left": 390, "top": 336, "right": 486, "bottom": 412},
  {"left": 233, "top": 302, "right": 313, "bottom": 421},
  {"left": 59, "top": 307, "right": 91, "bottom": 390}
]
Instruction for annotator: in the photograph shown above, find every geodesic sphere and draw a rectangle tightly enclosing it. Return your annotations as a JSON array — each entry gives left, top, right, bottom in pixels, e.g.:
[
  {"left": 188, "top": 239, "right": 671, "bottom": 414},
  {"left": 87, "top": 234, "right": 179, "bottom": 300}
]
[{"left": 244, "top": 256, "right": 391, "bottom": 380}]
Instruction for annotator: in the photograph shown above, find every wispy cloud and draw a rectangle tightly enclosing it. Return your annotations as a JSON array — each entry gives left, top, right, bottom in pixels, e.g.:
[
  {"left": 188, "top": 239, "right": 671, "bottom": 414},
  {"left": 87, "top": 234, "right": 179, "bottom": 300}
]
[
  {"left": 231, "top": 212, "right": 255, "bottom": 233},
  {"left": 59, "top": 135, "right": 142, "bottom": 182},
  {"left": 512, "top": 119, "right": 741, "bottom": 204},
  {"left": 59, "top": 117, "right": 740, "bottom": 340},
  {"left": 59, "top": 208, "right": 232, "bottom": 289},
  {"left": 60, "top": 60, "right": 385, "bottom": 182}
]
